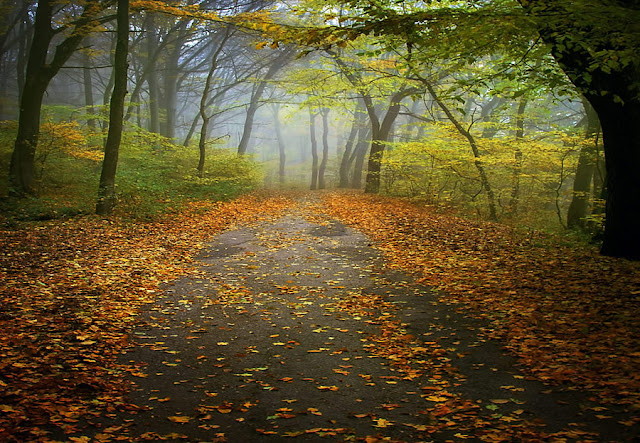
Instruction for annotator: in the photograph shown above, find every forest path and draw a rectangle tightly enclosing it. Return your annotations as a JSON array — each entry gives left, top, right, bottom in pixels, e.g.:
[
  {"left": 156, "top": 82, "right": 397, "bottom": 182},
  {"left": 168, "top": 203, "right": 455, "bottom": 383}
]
[{"left": 110, "top": 195, "right": 614, "bottom": 442}]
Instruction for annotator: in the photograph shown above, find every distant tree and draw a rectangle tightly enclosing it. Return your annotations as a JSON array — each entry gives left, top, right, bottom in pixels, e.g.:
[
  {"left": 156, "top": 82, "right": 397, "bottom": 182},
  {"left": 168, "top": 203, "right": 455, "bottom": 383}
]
[
  {"left": 271, "top": 103, "right": 286, "bottom": 184},
  {"left": 309, "top": 108, "right": 319, "bottom": 190},
  {"left": 318, "top": 107, "right": 330, "bottom": 189},
  {"left": 237, "top": 48, "right": 294, "bottom": 156}
]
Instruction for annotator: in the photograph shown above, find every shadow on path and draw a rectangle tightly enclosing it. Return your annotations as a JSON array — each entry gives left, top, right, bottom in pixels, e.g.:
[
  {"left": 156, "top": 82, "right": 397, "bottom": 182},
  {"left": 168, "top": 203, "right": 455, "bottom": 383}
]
[{"left": 101, "top": 196, "right": 632, "bottom": 442}]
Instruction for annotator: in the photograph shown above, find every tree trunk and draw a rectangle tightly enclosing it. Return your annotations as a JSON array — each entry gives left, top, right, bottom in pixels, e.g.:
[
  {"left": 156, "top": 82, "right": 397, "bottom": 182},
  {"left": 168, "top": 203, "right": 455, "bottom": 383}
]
[
  {"left": 567, "top": 99, "right": 600, "bottom": 231},
  {"left": 82, "top": 41, "right": 97, "bottom": 133},
  {"left": 309, "top": 109, "right": 318, "bottom": 190},
  {"left": 364, "top": 90, "right": 414, "bottom": 193},
  {"left": 15, "top": 16, "right": 30, "bottom": 104},
  {"left": 8, "top": 0, "right": 61, "bottom": 196},
  {"left": 237, "top": 49, "right": 292, "bottom": 156},
  {"left": 162, "top": 46, "right": 180, "bottom": 140},
  {"left": 508, "top": 97, "right": 527, "bottom": 216},
  {"left": 339, "top": 114, "right": 360, "bottom": 188},
  {"left": 518, "top": 0, "right": 640, "bottom": 258},
  {"left": 102, "top": 33, "right": 116, "bottom": 133},
  {"left": 592, "top": 97, "right": 640, "bottom": 259},
  {"left": 272, "top": 104, "right": 286, "bottom": 184},
  {"left": 351, "top": 127, "right": 370, "bottom": 189},
  {"left": 145, "top": 13, "right": 160, "bottom": 134},
  {"left": 318, "top": 108, "right": 329, "bottom": 189},
  {"left": 196, "top": 30, "right": 230, "bottom": 176},
  {"left": 96, "top": 0, "right": 129, "bottom": 216},
  {"left": 425, "top": 80, "right": 498, "bottom": 221}
]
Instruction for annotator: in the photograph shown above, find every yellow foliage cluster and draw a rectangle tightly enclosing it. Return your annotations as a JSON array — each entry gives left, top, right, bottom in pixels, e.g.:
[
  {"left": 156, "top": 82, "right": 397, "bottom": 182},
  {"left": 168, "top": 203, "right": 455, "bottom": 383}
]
[
  {"left": 39, "top": 121, "right": 102, "bottom": 162},
  {"left": 382, "top": 121, "right": 584, "bottom": 228}
]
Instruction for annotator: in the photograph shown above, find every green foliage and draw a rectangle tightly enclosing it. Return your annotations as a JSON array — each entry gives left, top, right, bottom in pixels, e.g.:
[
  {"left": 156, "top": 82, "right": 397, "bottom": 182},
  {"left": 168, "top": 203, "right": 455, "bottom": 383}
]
[
  {"left": 381, "top": 118, "right": 584, "bottom": 231},
  {"left": 0, "top": 119, "right": 262, "bottom": 222},
  {"left": 115, "top": 129, "right": 262, "bottom": 219}
]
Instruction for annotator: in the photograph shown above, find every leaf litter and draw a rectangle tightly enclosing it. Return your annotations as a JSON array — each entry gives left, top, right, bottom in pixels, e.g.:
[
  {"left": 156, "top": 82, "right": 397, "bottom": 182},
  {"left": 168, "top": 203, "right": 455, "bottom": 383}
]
[{"left": 2, "top": 190, "right": 639, "bottom": 442}]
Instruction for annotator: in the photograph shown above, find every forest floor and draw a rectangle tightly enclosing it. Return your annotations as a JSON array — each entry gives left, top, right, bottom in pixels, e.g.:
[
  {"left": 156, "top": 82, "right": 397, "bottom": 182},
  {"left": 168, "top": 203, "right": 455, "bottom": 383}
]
[{"left": 1, "top": 191, "right": 640, "bottom": 442}]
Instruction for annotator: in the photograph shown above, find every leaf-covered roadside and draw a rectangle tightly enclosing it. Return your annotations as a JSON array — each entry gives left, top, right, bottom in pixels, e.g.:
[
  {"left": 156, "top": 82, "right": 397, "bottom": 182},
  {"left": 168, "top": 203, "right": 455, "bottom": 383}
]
[
  {"left": 0, "top": 193, "right": 293, "bottom": 441},
  {"left": 322, "top": 192, "right": 640, "bottom": 420}
]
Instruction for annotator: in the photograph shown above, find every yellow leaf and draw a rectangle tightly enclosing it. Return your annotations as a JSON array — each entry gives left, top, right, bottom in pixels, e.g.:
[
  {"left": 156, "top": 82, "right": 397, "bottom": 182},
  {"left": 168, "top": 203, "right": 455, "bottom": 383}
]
[
  {"left": 424, "top": 395, "right": 449, "bottom": 402},
  {"left": 168, "top": 415, "right": 191, "bottom": 423}
]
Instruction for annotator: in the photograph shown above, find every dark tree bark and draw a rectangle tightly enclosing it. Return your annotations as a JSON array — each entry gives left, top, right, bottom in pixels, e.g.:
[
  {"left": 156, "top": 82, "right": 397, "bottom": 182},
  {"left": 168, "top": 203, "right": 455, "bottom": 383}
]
[
  {"left": 309, "top": 109, "right": 319, "bottom": 190},
  {"left": 318, "top": 107, "right": 330, "bottom": 189},
  {"left": 519, "top": 0, "right": 640, "bottom": 258},
  {"left": 197, "top": 28, "right": 232, "bottom": 176},
  {"left": 237, "top": 49, "right": 292, "bottom": 156},
  {"left": 567, "top": 99, "right": 600, "bottom": 231},
  {"left": 9, "top": 0, "right": 103, "bottom": 196},
  {"left": 96, "top": 0, "right": 129, "bottom": 215},
  {"left": 327, "top": 49, "right": 418, "bottom": 193},
  {"left": 364, "top": 89, "right": 418, "bottom": 193},
  {"left": 351, "top": 127, "right": 371, "bottom": 189},
  {"left": 339, "top": 100, "right": 366, "bottom": 188}
]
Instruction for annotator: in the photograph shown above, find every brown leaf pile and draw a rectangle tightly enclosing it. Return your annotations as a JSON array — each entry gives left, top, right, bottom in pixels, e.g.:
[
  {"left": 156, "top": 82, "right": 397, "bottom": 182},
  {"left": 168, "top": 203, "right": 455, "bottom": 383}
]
[
  {"left": 0, "top": 193, "right": 293, "bottom": 441},
  {"left": 322, "top": 191, "right": 640, "bottom": 414}
]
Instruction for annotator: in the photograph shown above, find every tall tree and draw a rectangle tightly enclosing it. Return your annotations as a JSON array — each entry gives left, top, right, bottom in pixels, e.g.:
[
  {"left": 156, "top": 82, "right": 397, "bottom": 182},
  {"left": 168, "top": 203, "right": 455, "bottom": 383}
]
[
  {"left": 338, "top": 100, "right": 366, "bottom": 187},
  {"left": 318, "top": 107, "right": 330, "bottom": 189},
  {"left": 9, "top": 0, "right": 109, "bottom": 196},
  {"left": 272, "top": 103, "right": 286, "bottom": 184},
  {"left": 517, "top": 0, "right": 640, "bottom": 259},
  {"left": 197, "top": 26, "right": 233, "bottom": 175},
  {"left": 309, "top": 108, "right": 319, "bottom": 190},
  {"left": 96, "top": 0, "right": 129, "bottom": 215},
  {"left": 237, "top": 48, "right": 293, "bottom": 156},
  {"left": 327, "top": 49, "right": 419, "bottom": 193},
  {"left": 567, "top": 98, "right": 601, "bottom": 231}
]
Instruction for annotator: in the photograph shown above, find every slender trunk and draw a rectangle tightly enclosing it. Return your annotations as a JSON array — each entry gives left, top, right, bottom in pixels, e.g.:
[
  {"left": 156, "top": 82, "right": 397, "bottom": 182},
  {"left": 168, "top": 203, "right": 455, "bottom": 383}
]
[
  {"left": 96, "top": 0, "right": 129, "bottom": 215},
  {"left": 272, "top": 104, "right": 286, "bottom": 184},
  {"left": 318, "top": 108, "right": 329, "bottom": 189},
  {"left": 237, "top": 49, "right": 291, "bottom": 156},
  {"left": 197, "top": 115, "right": 210, "bottom": 175},
  {"left": 83, "top": 41, "right": 96, "bottom": 133},
  {"left": 102, "top": 34, "right": 116, "bottom": 134},
  {"left": 425, "top": 81, "right": 498, "bottom": 221},
  {"left": 145, "top": 14, "right": 159, "bottom": 134},
  {"left": 16, "top": 17, "right": 29, "bottom": 101},
  {"left": 339, "top": 114, "right": 360, "bottom": 188},
  {"left": 567, "top": 99, "right": 600, "bottom": 231},
  {"left": 9, "top": 0, "right": 52, "bottom": 196},
  {"left": 163, "top": 46, "right": 179, "bottom": 140},
  {"left": 351, "top": 127, "right": 370, "bottom": 189},
  {"left": 197, "top": 30, "right": 230, "bottom": 175},
  {"left": 508, "top": 97, "right": 527, "bottom": 215},
  {"left": 309, "top": 109, "right": 318, "bottom": 190}
]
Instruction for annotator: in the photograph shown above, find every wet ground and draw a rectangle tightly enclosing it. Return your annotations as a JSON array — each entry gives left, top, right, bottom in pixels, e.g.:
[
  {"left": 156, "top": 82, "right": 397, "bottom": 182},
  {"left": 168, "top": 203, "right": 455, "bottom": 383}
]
[{"left": 101, "top": 196, "right": 636, "bottom": 442}]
